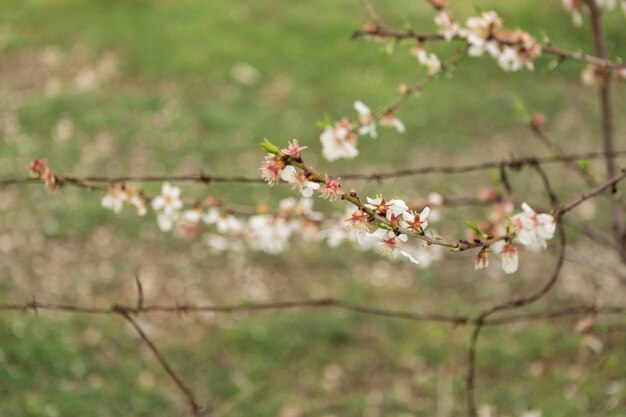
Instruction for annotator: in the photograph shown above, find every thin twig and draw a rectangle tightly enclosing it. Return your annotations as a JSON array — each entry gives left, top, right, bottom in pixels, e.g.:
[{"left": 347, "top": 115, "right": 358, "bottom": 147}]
[{"left": 118, "top": 310, "right": 203, "bottom": 416}]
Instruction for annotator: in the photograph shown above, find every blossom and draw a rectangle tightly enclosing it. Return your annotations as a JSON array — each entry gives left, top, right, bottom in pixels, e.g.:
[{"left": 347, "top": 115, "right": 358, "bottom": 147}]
[
  {"left": 345, "top": 209, "right": 370, "bottom": 242},
  {"left": 279, "top": 166, "right": 321, "bottom": 198},
  {"left": 366, "top": 228, "right": 419, "bottom": 264},
  {"left": 364, "top": 195, "right": 386, "bottom": 212},
  {"left": 177, "top": 208, "right": 202, "bottom": 238},
  {"left": 512, "top": 202, "right": 556, "bottom": 251},
  {"left": 29, "top": 159, "right": 48, "bottom": 177},
  {"left": 247, "top": 215, "right": 292, "bottom": 254},
  {"left": 260, "top": 153, "right": 285, "bottom": 185},
  {"left": 474, "top": 249, "right": 489, "bottom": 270},
  {"left": 215, "top": 214, "right": 243, "bottom": 234},
  {"left": 320, "top": 119, "right": 359, "bottom": 161},
  {"left": 581, "top": 64, "right": 610, "bottom": 86},
  {"left": 562, "top": 0, "right": 584, "bottom": 26},
  {"left": 463, "top": 11, "right": 502, "bottom": 58},
  {"left": 434, "top": 10, "right": 461, "bottom": 41},
  {"left": 380, "top": 112, "right": 405, "bottom": 133},
  {"left": 500, "top": 242, "right": 519, "bottom": 274},
  {"left": 401, "top": 207, "right": 430, "bottom": 232},
  {"left": 386, "top": 199, "right": 409, "bottom": 218},
  {"left": 411, "top": 45, "right": 442, "bottom": 75},
  {"left": 281, "top": 139, "right": 307, "bottom": 158},
  {"left": 129, "top": 195, "right": 147, "bottom": 216},
  {"left": 102, "top": 184, "right": 128, "bottom": 214},
  {"left": 320, "top": 175, "right": 342, "bottom": 201},
  {"left": 354, "top": 101, "right": 377, "bottom": 138},
  {"left": 152, "top": 182, "right": 183, "bottom": 232},
  {"left": 29, "top": 158, "right": 58, "bottom": 192}
]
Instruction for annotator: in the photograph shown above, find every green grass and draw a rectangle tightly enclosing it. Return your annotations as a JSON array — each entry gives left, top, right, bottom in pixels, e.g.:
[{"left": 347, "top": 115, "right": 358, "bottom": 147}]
[{"left": 0, "top": 0, "right": 625, "bottom": 415}]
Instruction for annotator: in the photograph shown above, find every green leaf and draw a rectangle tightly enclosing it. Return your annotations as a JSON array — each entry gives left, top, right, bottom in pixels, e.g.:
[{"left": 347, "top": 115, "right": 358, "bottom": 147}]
[
  {"left": 464, "top": 220, "right": 483, "bottom": 237},
  {"left": 260, "top": 138, "right": 280, "bottom": 155}
]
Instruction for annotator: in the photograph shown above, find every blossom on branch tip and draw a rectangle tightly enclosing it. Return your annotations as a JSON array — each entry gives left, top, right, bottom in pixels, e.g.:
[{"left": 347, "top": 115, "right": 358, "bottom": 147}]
[
  {"left": 380, "top": 112, "right": 406, "bottom": 133},
  {"left": 281, "top": 139, "right": 307, "bottom": 158},
  {"left": 261, "top": 153, "right": 286, "bottom": 185},
  {"left": 354, "top": 101, "right": 377, "bottom": 138}
]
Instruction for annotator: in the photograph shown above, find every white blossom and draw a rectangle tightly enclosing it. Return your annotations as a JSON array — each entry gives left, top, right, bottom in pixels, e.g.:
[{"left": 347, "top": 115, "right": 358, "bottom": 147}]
[{"left": 320, "top": 119, "right": 359, "bottom": 161}]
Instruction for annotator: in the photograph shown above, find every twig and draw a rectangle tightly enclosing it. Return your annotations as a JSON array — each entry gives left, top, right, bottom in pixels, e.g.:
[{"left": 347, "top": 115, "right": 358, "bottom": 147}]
[{"left": 118, "top": 310, "right": 203, "bottom": 416}]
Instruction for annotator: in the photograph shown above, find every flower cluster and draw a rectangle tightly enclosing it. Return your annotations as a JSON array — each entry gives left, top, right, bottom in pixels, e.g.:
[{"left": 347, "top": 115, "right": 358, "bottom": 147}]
[
  {"left": 461, "top": 12, "right": 541, "bottom": 71},
  {"left": 473, "top": 202, "right": 556, "bottom": 274},
  {"left": 151, "top": 182, "right": 184, "bottom": 231},
  {"left": 320, "top": 103, "right": 404, "bottom": 161},
  {"left": 102, "top": 183, "right": 147, "bottom": 216}
]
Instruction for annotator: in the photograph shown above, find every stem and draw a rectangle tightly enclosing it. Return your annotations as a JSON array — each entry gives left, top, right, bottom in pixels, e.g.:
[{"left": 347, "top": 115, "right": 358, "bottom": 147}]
[{"left": 585, "top": 0, "right": 624, "bottom": 247}]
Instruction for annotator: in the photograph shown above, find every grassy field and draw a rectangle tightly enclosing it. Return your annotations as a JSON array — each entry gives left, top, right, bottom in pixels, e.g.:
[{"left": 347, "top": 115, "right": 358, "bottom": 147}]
[{"left": 1, "top": 0, "right": 626, "bottom": 416}]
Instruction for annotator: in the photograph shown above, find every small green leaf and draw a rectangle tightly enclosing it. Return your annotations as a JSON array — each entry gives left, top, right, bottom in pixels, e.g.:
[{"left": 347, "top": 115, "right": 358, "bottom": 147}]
[
  {"left": 464, "top": 220, "right": 483, "bottom": 236},
  {"left": 260, "top": 138, "right": 280, "bottom": 155}
]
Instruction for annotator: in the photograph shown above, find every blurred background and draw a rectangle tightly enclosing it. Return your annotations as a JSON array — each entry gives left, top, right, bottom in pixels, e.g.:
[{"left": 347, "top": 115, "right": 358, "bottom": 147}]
[{"left": 0, "top": 0, "right": 625, "bottom": 416}]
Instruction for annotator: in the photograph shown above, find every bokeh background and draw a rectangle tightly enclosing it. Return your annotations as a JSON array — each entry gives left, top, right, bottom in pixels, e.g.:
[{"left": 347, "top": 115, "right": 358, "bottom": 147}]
[{"left": 1, "top": 0, "right": 625, "bottom": 416}]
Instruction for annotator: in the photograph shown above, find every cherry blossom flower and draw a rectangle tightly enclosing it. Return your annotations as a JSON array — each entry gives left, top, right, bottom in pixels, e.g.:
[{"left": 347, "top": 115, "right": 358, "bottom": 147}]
[
  {"left": 215, "top": 214, "right": 243, "bottom": 234},
  {"left": 260, "top": 153, "right": 285, "bottom": 185},
  {"left": 247, "top": 215, "right": 292, "bottom": 254},
  {"left": 386, "top": 199, "right": 409, "bottom": 218},
  {"left": 474, "top": 249, "right": 489, "bottom": 270},
  {"left": 401, "top": 207, "right": 431, "bottom": 232},
  {"left": 129, "top": 194, "right": 147, "bottom": 216},
  {"left": 279, "top": 166, "right": 321, "bottom": 198},
  {"left": 434, "top": 10, "right": 461, "bottom": 41},
  {"left": 464, "top": 11, "right": 502, "bottom": 58},
  {"left": 29, "top": 158, "right": 58, "bottom": 192},
  {"left": 29, "top": 159, "right": 47, "bottom": 177},
  {"left": 354, "top": 101, "right": 377, "bottom": 138},
  {"left": 152, "top": 182, "right": 183, "bottom": 232},
  {"left": 177, "top": 208, "right": 202, "bottom": 238},
  {"left": 366, "top": 228, "right": 419, "bottom": 264},
  {"left": 345, "top": 209, "right": 370, "bottom": 242},
  {"left": 562, "top": 0, "right": 584, "bottom": 26},
  {"left": 320, "top": 175, "right": 342, "bottom": 201},
  {"left": 498, "top": 242, "right": 519, "bottom": 274},
  {"left": 411, "top": 45, "right": 442, "bottom": 75},
  {"left": 512, "top": 202, "right": 556, "bottom": 251},
  {"left": 380, "top": 112, "right": 406, "bottom": 133},
  {"left": 581, "top": 64, "right": 610, "bottom": 86},
  {"left": 320, "top": 119, "right": 359, "bottom": 161},
  {"left": 102, "top": 184, "right": 128, "bottom": 214},
  {"left": 281, "top": 139, "right": 307, "bottom": 158}
]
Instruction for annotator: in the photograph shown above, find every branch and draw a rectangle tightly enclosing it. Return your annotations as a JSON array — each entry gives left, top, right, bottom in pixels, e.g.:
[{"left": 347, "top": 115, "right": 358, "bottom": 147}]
[{"left": 352, "top": 26, "right": 626, "bottom": 69}]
